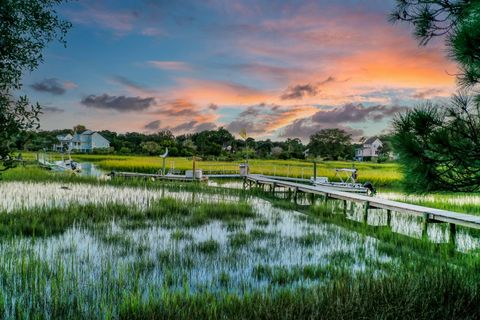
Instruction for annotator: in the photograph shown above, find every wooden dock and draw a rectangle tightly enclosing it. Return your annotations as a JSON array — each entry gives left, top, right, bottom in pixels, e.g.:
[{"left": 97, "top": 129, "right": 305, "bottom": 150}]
[
  {"left": 110, "top": 171, "right": 208, "bottom": 182},
  {"left": 245, "top": 174, "right": 480, "bottom": 232},
  {"left": 109, "top": 171, "right": 241, "bottom": 181}
]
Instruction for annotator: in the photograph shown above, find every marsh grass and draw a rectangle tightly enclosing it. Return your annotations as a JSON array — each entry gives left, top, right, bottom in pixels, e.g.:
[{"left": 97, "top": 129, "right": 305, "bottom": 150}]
[
  {"left": 117, "top": 266, "right": 480, "bottom": 320},
  {"left": 3, "top": 167, "right": 480, "bottom": 319},
  {"left": 171, "top": 230, "right": 193, "bottom": 241},
  {"left": 192, "top": 239, "right": 220, "bottom": 254},
  {"left": 0, "top": 198, "right": 255, "bottom": 237},
  {"left": 228, "top": 232, "right": 251, "bottom": 248},
  {"left": 252, "top": 264, "right": 348, "bottom": 285},
  {"left": 19, "top": 152, "right": 402, "bottom": 186}
]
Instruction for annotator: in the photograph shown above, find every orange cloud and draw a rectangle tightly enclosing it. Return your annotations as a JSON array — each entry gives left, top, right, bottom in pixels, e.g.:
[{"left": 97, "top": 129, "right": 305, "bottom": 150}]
[{"left": 173, "top": 78, "right": 273, "bottom": 105}]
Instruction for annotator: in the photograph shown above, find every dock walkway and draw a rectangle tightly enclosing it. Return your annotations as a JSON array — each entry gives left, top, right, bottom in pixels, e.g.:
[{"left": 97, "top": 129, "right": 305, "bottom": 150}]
[{"left": 246, "top": 174, "right": 480, "bottom": 230}]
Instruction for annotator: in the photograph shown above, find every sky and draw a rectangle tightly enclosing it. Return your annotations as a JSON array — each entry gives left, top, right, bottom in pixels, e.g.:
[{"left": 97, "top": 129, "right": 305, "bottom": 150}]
[{"left": 22, "top": 0, "right": 458, "bottom": 141}]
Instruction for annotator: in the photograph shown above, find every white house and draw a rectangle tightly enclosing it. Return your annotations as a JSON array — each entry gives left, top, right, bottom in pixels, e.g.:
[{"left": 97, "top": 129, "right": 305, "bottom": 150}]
[
  {"left": 355, "top": 137, "right": 382, "bottom": 161},
  {"left": 54, "top": 130, "right": 110, "bottom": 152}
]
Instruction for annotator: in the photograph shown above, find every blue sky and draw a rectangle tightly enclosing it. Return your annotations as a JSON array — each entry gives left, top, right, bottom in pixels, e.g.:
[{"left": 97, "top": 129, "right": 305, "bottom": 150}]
[{"left": 23, "top": 0, "right": 457, "bottom": 141}]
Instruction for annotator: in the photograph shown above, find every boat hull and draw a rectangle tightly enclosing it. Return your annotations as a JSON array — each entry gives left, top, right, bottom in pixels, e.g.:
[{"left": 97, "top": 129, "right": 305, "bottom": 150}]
[{"left": 311, "top": 182, "right": 368, "bottom": 193}]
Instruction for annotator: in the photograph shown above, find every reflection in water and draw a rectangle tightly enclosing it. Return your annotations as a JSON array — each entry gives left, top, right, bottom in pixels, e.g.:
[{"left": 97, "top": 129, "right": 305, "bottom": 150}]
[
  {"left": 1, "top": 181, "right": 480, "bottom": 317},
  {"left": 1, "top": 181, "right": 479, "bottom": 253},
  {"left": 79, "top": 162, "right": 105, "bottom": 178}
]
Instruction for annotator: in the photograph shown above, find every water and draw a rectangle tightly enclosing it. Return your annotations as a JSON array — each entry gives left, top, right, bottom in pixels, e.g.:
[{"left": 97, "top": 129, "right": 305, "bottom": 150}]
[
  {"left": 1, "top": 181, "right": 479, "bottom": 317},
  {"left": 79, "top": 162, "right": 105, "bottom": 178}
]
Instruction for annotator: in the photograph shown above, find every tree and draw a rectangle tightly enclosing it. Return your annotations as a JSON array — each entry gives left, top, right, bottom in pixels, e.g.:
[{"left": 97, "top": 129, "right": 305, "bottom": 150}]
[
  {"left": 390, "top": 0, "right": 480, "bottom": 191},
  {"left": 271, "top": 146, "right": 283, "bottom": 158},
  {"left": 376, "top": 134, "right": 394, "bottom": 163},
  {"left": 73, "top": 125, "right": 87, "bottom": 133},
  {"left": 284, "top": 138, "right": 305, "bottom": 159},
  {"left": 308, "top": 129, "right": 353, "bottom": 160},
  {"left": 392, "top": 94, "right": 480, "bottom": 192},
  {"left": 192, "top": 128, "right": 235, "bottom": 157},
  {"left": 141, "top": 141, "right": 161, "bottom": 155},
  {"left": 153, "top": 130, "right": 176, "bottom": 148},
  {"left": 1, "top": 0, "right": 71, "bottom": 169},
  {"left": 182, "top": 139, "right": 197, "bottom": 156},
  {"left": 390, "top": 0, "right": 479, "bottom": 87}
]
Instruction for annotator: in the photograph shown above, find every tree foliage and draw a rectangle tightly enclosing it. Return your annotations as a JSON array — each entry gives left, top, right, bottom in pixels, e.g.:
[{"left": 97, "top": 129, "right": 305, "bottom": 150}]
[
  {"left": 392, "top": 94, "right": 480, "bottom": 192},
  {"left": 390, "top": 0, "right": 480, "bottom": 87},
  {"left": 141, "top": 141, "right": 162, "bottom": 155},
  {"left": 0, "top": 0, "right": 71, "bottom": 169},
  {"left": 307, "top": 129, "right": 353, "bottom": 160},
  {"left": 391, "top": 0, "right": 480, "bottom": 191}
]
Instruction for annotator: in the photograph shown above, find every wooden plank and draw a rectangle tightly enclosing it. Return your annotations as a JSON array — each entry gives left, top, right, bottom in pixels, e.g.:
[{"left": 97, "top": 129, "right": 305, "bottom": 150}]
[{"left": 246, "top": 174, "right": 480, "bottom": 230}]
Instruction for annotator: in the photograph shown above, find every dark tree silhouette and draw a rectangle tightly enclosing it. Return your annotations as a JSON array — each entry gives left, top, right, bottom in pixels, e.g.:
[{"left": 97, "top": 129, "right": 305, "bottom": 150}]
[{"left": 0, "top": 0, "right": 71, "bottom": 170}]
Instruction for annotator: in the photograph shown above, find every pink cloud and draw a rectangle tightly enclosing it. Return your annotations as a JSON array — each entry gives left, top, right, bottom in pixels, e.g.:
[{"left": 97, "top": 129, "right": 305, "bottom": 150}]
[
  {"left": 149, "top": 61, "right": 193, "bottom": 72},
  {"left": 66, "top": 5, "right": 138, "bottom": 34}
]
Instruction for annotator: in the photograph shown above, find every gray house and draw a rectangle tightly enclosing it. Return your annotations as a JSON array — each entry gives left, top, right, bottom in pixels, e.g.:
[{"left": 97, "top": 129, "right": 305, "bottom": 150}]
[
  {"left": 355, "top": 137, "right": 383, "bottom": 161},
  {"left": 54, "top": 130, "right": 110, "bottom": 152}
]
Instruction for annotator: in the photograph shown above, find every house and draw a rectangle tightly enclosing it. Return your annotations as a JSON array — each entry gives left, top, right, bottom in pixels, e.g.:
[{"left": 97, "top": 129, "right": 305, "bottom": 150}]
[
  {"left": 53, "top": 130, "right": 110, "bottom": 152},
  {"left": 355, "top": 137, "right": 383, "bottom": 161}
]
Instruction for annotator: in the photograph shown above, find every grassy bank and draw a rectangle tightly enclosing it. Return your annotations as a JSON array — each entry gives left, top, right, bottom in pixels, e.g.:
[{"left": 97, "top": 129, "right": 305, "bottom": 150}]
[{"left": 21, "top": 151, "right": 402, "bottom": 187}]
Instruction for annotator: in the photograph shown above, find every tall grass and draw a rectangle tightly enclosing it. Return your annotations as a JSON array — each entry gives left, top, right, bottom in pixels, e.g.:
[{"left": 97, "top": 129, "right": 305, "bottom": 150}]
[
  {"left": 380, "top": 192, "right": 480, "bottom": 215},
  {"left": 20, "top": 152, "right": 402, "bottom": 186},
  {"left": 120, "top": 266, "right": 480, "bottom": 320},
  {"left": 0, "top": 199, "right": 255, "bottom": 237},
  {"left": 1, "top": 173, "right": 480, "bottom": 318}
]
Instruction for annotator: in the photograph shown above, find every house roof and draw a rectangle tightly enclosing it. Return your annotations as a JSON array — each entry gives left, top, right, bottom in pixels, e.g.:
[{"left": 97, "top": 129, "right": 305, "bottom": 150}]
[
  {"left": 71, "top": 134, "right": 81, "bottom": 143},
  {"left": 82, "top": 130, "right": 95, "bottom": 135},
  {"left": 56, "top": 134, "right": 73, "bottom": 141},
  {"left": 364, "top": 136, "right": 380, "bottom": 144}
]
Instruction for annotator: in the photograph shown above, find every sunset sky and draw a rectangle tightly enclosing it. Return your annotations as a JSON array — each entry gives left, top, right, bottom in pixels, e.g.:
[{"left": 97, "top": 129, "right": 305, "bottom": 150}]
[{"left": 23, "top": 0, "right": 458, "bottom": 141}]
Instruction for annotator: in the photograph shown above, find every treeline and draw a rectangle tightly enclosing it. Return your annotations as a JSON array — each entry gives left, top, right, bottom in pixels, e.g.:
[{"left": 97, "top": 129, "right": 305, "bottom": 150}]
[{"left": 13, "top": 126, "right": 392, "bottom": 161}]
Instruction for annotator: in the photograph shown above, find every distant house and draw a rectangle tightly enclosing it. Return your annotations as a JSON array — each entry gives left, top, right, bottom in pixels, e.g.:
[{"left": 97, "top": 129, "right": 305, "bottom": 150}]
[
  {"left": 355, "top": 137, "right": 383, "bottom": 161},
  {"left": 53, "top": 130, "right": 110, "bottom": 152}
]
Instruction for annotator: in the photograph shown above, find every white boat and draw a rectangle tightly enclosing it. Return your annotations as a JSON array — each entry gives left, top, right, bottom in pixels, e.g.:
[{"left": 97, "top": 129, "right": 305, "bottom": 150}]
[
  {"left": 37, "top": 150, "right": 81, "bottom": 174},
  {"left": 54, "top": 159, "right": 81, "bottom": 173},
  {"left": 310, "top": 168, "right": 375, "bottom": 195}
]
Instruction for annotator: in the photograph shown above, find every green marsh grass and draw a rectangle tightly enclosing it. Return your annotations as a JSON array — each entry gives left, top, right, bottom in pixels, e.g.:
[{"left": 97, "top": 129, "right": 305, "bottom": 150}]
[
  {"left": 21, "top": 151, "right": 402, "bottom": 186},
  {"left": 2, "top": 167, "right": 480, "bottom": 319},
  {"left": 0, "top": 198, "right": 255, "bottom": 237}
]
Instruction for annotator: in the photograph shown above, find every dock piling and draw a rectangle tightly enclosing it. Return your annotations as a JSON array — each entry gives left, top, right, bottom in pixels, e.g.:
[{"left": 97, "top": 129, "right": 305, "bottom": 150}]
[
  {"left": 422, "top": 213, "right": 429, "bottom": 240},
  {"left": 386, "top": 209, "right": 392, "bottom": 227},
  {"left": 449, "top": 223, "right": 456, "bottom": 246},
  {"left": 363, "top": 201, "right": 369, "bottom": 224}
]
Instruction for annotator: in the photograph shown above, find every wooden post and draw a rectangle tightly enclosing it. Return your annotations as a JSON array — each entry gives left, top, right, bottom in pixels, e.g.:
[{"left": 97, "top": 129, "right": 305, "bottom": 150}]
[
  {"left": 313, "top": 161, "right": 317, "bottom": 181},
  {"left": 192, "top": 157, "right": 196, "bottom": 181},
  {"left": 449, "top": 223, "right": 456, "bottom": 247},
  {"left": 271, "top": 182, "right": 276, "bottom": 195},
  {"left": 363, "top": 201, "right": 369, "bottom": 224},
  {"left": 422, "top": 213, "right": 429, "bottom": 240},
  {"left": 386, "top": 209, "right": 392, "bottom": 227},
  {"left": 310, "top": 193, "right": 315, "bottom": 206},
  {"left": 343, "top": 200, "right": 347, "bottom": 214},
  {"left": 293, "top": 187, "right": 299, "bottom": 204}
]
